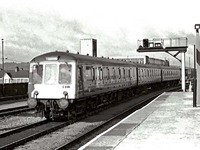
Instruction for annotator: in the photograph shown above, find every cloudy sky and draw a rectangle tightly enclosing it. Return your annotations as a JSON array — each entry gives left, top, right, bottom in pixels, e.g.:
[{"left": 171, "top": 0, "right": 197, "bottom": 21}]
[{"left": 0, "top": 0, "right": 199, "bottom": 66}]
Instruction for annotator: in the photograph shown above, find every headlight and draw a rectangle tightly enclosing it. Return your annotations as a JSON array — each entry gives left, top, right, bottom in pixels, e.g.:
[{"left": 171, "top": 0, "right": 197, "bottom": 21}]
[
  {"left": 58, "top": 98, "right": 69, "bottom": 109},
  {"left": 27, "top": 98, "right": 37, "bottom": 108},
  {"left": 34, "top": 90, "right": 39, "bottom": 96},
  {"left": 63, "top": 91, "right": 68, "bottom": 97}
]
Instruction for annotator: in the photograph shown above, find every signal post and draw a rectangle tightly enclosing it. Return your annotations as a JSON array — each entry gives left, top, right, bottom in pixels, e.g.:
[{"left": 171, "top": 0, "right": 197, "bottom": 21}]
[{"left": 137, "top": 37, "right": 188, "bottom": 92}]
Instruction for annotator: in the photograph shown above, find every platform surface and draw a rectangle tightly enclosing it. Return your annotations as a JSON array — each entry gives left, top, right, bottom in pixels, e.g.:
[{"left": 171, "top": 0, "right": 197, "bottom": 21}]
[
  {"left": 80, "top": 92, "right": 200, "bottom": 150},
  {"left": 0, "top": 101, "right": 27, "bottom": 111}
]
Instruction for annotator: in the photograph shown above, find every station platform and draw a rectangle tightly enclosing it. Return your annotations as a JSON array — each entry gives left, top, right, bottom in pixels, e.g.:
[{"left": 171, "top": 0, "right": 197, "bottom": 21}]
[
  {"left": 80, "top": 92, "right": 200, "bottom": 150},
  {"left": 0, "top": 101, "right": 27, "bottom": 111}
]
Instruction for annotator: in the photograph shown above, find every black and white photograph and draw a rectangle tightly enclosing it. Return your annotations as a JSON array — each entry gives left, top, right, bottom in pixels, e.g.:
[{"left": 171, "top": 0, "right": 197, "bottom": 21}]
[{"left": 0, "top": 0, "right": 199, "bottom": 149}]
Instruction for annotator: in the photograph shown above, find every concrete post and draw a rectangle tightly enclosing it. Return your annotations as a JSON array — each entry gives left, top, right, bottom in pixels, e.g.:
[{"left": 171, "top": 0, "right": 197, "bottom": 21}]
[
  {"left": 195, "top": 24, "right": 200, "bottom": 106},
  {"left": 181, "top": 52, "right": 186, "bottom": 92}
]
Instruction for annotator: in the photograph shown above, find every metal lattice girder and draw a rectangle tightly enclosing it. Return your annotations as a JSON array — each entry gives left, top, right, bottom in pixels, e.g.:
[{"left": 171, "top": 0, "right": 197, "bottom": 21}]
[{"left": 165, "top": 51, "right": 181, "bottom": 62}]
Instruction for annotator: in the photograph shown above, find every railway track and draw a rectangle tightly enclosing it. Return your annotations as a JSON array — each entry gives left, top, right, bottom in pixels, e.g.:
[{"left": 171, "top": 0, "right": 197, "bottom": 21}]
[
  {"left": 0, "top": 86, "right": 181, "bottom": 150},
  {"left": 0, "top": 119, "right": 73, "bottom": 150}
]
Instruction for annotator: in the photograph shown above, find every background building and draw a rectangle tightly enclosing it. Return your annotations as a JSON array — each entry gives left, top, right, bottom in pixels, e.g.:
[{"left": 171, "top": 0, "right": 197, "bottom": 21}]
[{"left": 0, "top": 67, "right": 29, "bottom": 84}]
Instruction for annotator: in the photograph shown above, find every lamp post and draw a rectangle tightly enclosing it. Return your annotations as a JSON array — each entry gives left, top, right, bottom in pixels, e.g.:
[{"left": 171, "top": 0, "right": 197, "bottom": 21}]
[{"left": 1, "top": 39, "right": 4, "bottom": 96}]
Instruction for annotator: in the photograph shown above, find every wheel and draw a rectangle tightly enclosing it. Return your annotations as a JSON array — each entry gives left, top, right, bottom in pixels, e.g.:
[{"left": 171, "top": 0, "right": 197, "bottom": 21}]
[
  {"left": 66, "top": 108, "right": 77, "bottom": 122},
  {"left": 44, "top": 110, "right": 50, "bottom": 120}
]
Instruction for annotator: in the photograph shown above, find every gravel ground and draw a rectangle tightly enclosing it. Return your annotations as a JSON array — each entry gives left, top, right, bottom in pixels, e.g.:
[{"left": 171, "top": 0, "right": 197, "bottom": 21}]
[
  {"left": 15, "top": 121, "right": 104, "bottom": 150},
  {"left": 0, "top": 115, "right": 45, "bottom": 134}
]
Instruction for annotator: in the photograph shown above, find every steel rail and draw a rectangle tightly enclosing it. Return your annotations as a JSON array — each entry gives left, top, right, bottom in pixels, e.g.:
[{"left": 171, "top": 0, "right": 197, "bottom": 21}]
[
  {"left": 0, "top": 120, "right": 72, "bottom": 150},
  {"left": 0, "top": 106, "right": 33, "bottom": 117}
]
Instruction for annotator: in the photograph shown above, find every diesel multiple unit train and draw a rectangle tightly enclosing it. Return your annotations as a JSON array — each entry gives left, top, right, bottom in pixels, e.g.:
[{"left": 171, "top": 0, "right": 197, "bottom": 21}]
[{"left": 27, "top": 51, "right": 181, "bottom": 119}]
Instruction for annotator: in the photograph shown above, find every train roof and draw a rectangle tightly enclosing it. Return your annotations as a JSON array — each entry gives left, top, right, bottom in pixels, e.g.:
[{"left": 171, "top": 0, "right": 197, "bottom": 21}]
[{"left": 30, "top": 51, "right": 138, "bottom": 67}]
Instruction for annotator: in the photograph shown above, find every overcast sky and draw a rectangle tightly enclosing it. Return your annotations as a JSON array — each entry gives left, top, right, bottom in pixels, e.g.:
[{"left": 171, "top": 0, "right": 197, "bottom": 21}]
[{"left": 0, "top": 0, "right": 199, "bottom": 66}]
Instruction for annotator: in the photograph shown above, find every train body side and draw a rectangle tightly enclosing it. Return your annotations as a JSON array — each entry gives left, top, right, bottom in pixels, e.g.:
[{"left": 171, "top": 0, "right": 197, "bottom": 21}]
[
  {"left": 161, "top": 66, "right": 181, "bottom": 82},
  {"left": 75, "top": 56, "right": 138, "bottom": 98},
  {"left": 136, "top": 64, "right": 162, "bottom": 86},
  {"left": 28, "top": 51, "right": 181, "bottom": 100}
]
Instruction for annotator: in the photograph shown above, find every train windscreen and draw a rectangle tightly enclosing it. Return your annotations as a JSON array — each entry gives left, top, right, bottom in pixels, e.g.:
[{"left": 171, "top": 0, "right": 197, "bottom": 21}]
[
  {"left": 44, "top": 64, "right": 57, "bottom": 84},
  {"left": 59, "top": 64, "right": 72, "bottom": 84},
  {"left": 31, "top": 63, "right": 72, "bottom": 85}
]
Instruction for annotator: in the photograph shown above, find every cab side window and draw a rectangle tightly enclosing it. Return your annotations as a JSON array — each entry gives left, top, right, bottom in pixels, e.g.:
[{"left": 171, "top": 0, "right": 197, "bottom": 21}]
[{"left": 59, "top": 64, "right": 72, "bottom": 84}]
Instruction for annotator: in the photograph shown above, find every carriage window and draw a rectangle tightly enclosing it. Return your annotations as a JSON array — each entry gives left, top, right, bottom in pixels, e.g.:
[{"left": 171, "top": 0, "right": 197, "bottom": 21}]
[
  {"left": 85, "top": 66, "right": 93, "bottom": 80},
  {"left": 123, "top": 68, "right": 126, "bottom": 78},
  {"left": 129, "top": 68, "right": 132, "bottom": 78},
  {"left": 103, "top": 67, "right": 108, "bottom": 79},
  {"left": 32, "top": 64, "right": 43, "bottom": 84},
  {"left": 133, "top": 68, "right": 135, "bottom": 78},
  {"left": 113, "top": 67, "right": 116, "bottom": 79},
  {"left": 93, "top": 68, "right": 96, "bottom": 80},
  {"left": 119, "top": 68, "right": 121, "bottom": 79},
  {"left": 115, "top": 68, "right": 119, "bottom": 79},
  {"left": 98, "top": 67, "right": 103, "bottom": 80},
  {"left": 107, "top": 68, "right": 110, "bottom": 79},
  {"left": 59, "top": 64, "right": 72, "bottom": 84}
]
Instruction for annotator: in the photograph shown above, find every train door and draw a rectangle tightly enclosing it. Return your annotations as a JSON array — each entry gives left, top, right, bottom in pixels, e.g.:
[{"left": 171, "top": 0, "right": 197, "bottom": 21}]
[
  {"left": 96, "top": 66, "right": 103, "bottom": 88},
  {"left": 77, "top": 66, "right": 84, "bottom": 96}
]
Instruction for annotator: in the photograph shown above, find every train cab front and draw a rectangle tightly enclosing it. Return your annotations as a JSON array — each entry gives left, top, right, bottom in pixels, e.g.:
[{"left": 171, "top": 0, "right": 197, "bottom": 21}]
[{"left": 27, "top": 57, "right": 76, "bottom": 119}]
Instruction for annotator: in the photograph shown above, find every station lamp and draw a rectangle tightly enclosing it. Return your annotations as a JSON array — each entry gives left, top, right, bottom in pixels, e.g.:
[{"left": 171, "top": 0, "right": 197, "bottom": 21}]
[{"left": 195, "top": 24, "right": 200, "bottom": 32}]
